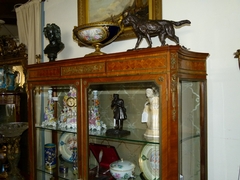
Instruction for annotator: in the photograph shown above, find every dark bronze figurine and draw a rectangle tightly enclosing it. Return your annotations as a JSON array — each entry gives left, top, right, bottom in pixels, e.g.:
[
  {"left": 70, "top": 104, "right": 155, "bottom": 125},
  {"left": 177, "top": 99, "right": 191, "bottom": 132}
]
[
  {"left": 106, "top": 94, "right": 130, "bottom": 137},
  {"left": 122, "top": 12, "right": 191, "bottom": 50},
  {"left": 111, "top": 94, "right": 127, "bottom": 130},
  {"left": 43, "top": 23, "right": 64, "bottom": 62}
]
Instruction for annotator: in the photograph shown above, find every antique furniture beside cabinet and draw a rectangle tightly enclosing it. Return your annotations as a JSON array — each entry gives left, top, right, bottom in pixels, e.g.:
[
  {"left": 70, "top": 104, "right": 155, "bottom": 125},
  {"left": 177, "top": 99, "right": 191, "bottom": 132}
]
[
  {"left": 0, "top": 36, "right": 29, "bottom": 179},
  {"left": 0, "top": 40, "right": 27, "bottom": 123},
  {"left": 27, "top": 45, "right": 208, "bottom": 180}
]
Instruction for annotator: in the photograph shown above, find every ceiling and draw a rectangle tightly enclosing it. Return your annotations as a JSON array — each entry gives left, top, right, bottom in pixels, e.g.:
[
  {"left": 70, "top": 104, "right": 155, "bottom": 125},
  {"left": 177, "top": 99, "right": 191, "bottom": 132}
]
[{"left": 0, "top": 0, "right": 28, "bottom": 25}]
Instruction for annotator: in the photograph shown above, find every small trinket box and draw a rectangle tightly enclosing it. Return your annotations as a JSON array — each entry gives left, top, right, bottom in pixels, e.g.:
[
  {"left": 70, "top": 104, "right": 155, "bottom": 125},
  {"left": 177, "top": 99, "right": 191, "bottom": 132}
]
[{"left": 59, "top": 164, "right": 68, "bottom": 174}]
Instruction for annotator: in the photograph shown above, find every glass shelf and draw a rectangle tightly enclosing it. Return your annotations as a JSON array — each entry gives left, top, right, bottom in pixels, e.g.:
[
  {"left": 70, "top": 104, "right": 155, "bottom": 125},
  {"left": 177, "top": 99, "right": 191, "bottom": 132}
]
[
  {"left": 89, "top": 128, "right": 159, "bottom": 144},
  {"left": 35, "top": 124, "right": 77, "bottom": 134},
  {"left": 37, "top": 166, "right": 78, "bottom": 180},
  {"left": 35, "top": 126, "right": 160, "bottom": 144}
]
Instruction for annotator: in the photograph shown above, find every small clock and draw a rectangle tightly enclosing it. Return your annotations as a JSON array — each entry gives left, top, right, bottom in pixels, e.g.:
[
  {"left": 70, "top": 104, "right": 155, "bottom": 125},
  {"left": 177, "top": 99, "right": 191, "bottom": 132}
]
[{"left": 66, "top": 97, "right": 76, "bottom": 107}]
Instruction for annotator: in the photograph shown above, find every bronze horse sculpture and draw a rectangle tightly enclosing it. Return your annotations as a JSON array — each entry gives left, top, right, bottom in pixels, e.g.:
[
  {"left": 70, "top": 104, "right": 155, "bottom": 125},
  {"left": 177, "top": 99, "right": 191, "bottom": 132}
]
[{"left": 122, "top": 12, "right": 191, "bottom": 49}]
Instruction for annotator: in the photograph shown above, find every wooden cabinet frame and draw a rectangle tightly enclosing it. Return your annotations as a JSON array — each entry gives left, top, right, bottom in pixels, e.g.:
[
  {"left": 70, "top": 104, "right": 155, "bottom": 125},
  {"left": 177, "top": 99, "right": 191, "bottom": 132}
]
[{"left": 27, "top": 45, "right": 208, "bottom": 180}]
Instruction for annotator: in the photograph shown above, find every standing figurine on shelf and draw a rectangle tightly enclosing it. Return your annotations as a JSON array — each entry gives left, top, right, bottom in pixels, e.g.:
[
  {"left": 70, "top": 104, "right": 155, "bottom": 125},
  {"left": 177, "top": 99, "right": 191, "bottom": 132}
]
[
  {"left": 142, "top": 87, "right": 159, "bottom": 138},
  {"left": 111, "top": 94, "right": 127, "bottom": 130},
  {"left": 42, "top": 89, "right": 56, "bottom": 127},
  {"left": 89, "top": 90, "right": 107, "bottom": 133},
  {"left": 58, "top": 86, "right": 77, "bottom": 129},
  {"left": 106, "top": 94, "right": 130, "bottom": 137},
  {"left": 43, "top": 23, "right": 65, "bottom": 62}
]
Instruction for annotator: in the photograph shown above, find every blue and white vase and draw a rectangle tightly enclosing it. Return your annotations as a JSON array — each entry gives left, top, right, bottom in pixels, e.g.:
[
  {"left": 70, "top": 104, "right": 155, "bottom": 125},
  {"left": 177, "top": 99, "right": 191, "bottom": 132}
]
[
  {"left": 71, "top": 147, "right": 78, "bottom": 174},
  {"left": 44, "top": 143, "right": 56, "bottom": 169}
]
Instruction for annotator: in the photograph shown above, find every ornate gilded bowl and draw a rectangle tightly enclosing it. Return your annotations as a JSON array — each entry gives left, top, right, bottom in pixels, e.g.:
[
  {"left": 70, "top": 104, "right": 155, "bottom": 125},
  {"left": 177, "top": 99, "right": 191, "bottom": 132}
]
[
  {"left": 0, "top": 122, "right": 28, "bottom": 137},
  {"left": 73, "top": 21, "right": 123, "bottom": 56}
]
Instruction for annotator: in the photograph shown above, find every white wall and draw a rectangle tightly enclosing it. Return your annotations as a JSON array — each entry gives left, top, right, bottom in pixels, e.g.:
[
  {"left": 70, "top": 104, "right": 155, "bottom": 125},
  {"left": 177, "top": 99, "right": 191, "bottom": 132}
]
[{"left": 44, "top": 0, "right": 240, "bottom": 179}]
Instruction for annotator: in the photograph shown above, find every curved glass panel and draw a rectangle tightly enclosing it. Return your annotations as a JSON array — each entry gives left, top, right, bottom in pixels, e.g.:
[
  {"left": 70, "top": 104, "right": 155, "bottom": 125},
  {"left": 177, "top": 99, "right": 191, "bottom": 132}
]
[{"left": 179, "top": 81, "right": 201, "bottom": 180}]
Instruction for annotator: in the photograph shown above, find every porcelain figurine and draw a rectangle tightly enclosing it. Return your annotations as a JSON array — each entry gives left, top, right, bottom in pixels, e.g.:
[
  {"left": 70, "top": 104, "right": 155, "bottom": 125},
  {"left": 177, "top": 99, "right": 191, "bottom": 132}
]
[
  {"left": 142, "top": 87, "right": 160, "bottom": 138},
  {"left": 89, "top": 90, "right": 106, "bottom": 133},
  {"left": 58, "top": 86, "right": 77, "bottom": 129},
  {"left": 42, "top": 89, "right": 56, "bottom": 127}
]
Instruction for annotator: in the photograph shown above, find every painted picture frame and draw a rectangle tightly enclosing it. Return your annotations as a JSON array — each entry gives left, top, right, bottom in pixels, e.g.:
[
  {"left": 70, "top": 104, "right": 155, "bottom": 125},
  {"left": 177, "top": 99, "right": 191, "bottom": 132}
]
[{"left": 77, "top": 0, "right": 162, "bottom": 41}]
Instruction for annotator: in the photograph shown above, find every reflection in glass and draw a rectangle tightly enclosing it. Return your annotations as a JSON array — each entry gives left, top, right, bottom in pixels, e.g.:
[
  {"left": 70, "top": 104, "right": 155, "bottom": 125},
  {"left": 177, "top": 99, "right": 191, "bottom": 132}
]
[
  {"left": 12, "top": 66, "right": 25, "bottom": 88},
  {"left": 0, "top": 65, "right": 25, "bottom": 91},
  {"left": 179, "top": 81, "right": 200, "bottom": 180},
  {"left": 0, "top": 68, "right": 4, "bottom": 88},
  {"left": 0, "top": 104, "right": 16, "bottom": 123}
]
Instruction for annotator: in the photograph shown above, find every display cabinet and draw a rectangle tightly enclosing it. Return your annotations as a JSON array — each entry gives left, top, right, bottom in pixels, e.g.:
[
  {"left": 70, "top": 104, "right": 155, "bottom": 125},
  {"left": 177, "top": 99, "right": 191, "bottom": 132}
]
[
  {"left": 0, "top": 37, "right": 29, "bottom": 179},
  {"left": 27, "top": 45, "right": 208, "bottom": 180}
]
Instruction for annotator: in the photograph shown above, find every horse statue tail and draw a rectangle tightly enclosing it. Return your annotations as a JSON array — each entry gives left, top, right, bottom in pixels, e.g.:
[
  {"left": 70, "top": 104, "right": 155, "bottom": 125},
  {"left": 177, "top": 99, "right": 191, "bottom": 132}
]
[{"left": 171, "top": 20, "right": 191, "bottom": 26}]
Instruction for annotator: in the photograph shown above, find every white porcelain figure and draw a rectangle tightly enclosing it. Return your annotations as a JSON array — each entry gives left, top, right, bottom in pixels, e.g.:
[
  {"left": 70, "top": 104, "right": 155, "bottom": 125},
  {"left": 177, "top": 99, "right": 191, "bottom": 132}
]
[
  {"left": 42, "top": 89, "right": 56, "bottom": 127},
  {"left": 58, "top": 86, "right": 77, "bottom": 129},
  {"left": 89, "top": 90, "right": 106, "bottom": 133},
  {"left": 142, "top": 88, "right": 159, "bottom": 138}
]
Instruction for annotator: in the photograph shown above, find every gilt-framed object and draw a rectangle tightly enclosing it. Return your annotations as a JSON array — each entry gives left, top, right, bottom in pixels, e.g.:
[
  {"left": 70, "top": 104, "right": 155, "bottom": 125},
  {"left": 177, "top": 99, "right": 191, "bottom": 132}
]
[{"left": 77, "top": 0, "right": 162, "bottom": 41}]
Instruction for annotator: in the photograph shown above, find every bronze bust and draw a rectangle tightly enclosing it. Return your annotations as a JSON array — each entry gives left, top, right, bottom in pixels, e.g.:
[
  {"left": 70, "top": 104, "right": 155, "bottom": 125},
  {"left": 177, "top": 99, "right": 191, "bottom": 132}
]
[{"left": 43, "top": 23, "right": 64, "bottom": 62}]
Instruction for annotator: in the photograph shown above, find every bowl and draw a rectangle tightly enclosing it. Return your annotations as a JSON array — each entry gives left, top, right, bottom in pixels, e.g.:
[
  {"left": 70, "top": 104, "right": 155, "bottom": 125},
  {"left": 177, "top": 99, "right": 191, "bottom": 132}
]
[
  {"left": 109, "top": 159, "right": 135, "bottom": 180},
  {"left": 0, "top": 122, "right": 28, "bottom": 138},
  {"left": 73, "top": 20, "right": 124, "bottom": 57}
]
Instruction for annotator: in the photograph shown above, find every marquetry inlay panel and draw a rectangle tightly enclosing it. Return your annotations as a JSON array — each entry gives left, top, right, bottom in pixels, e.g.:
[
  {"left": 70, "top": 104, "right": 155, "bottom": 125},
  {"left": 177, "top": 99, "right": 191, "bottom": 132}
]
[
  {"left": 28, "top": 67, "right": 60, "bottom": 78},
  {"left": 62, "top": 62, "right": 105, "bottom": 76},
  {"left": 179, "top": 59, "right": 206, "bottom": 72},
  {"left": 107, "top": 54, "right": 167, "bottom": 72}
]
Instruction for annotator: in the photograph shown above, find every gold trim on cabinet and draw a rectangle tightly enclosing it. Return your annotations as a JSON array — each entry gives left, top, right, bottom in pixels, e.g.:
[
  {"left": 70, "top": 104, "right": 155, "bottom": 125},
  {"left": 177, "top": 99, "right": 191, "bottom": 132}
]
[
  {"left": 61, "top": 63, "right": 105, "bottom": 76},
  {"left": 171, "top": 73, "right": 177, "bottom": 121}
]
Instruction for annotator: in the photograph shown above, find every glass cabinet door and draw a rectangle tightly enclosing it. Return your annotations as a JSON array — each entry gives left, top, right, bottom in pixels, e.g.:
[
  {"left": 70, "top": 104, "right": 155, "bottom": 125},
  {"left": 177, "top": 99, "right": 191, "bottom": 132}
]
[
  {"left": 32, "top": 85, "right": 78, "bottom": 180},
  {"left": 179, "top": 81, "right": 207, "bottom": 180},
  {"left": 86, "top": 81, "right": 162, "bottom": 180}
]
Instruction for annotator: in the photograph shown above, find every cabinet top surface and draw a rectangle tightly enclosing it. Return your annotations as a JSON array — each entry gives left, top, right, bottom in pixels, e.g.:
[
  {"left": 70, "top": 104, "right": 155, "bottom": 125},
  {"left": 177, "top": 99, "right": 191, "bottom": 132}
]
[
  {"left": 29, "top": 45, "right": 208, "bottom": 66},
  {"left": 27, "top": 45, "right": 209, "bottom": 81}
]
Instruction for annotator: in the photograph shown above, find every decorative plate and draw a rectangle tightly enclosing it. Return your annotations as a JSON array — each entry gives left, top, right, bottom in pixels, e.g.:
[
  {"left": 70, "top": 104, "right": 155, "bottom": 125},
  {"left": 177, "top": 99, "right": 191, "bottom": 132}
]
[
  {"left": 78, "top": 27, "right": 108, "bottom": 44},
  {"left": 59, "top": 132, "right": 77, "bottom": 162},
  {"left": 139, "top": 144, "right": 160, "bottom": 180}
]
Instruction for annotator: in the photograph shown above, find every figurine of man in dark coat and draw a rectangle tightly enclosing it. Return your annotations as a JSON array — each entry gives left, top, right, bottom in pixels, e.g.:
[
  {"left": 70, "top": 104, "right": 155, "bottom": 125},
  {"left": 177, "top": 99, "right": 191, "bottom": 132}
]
[{"left": 111, "top": 94, "right": 127, "bottom": 130}]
